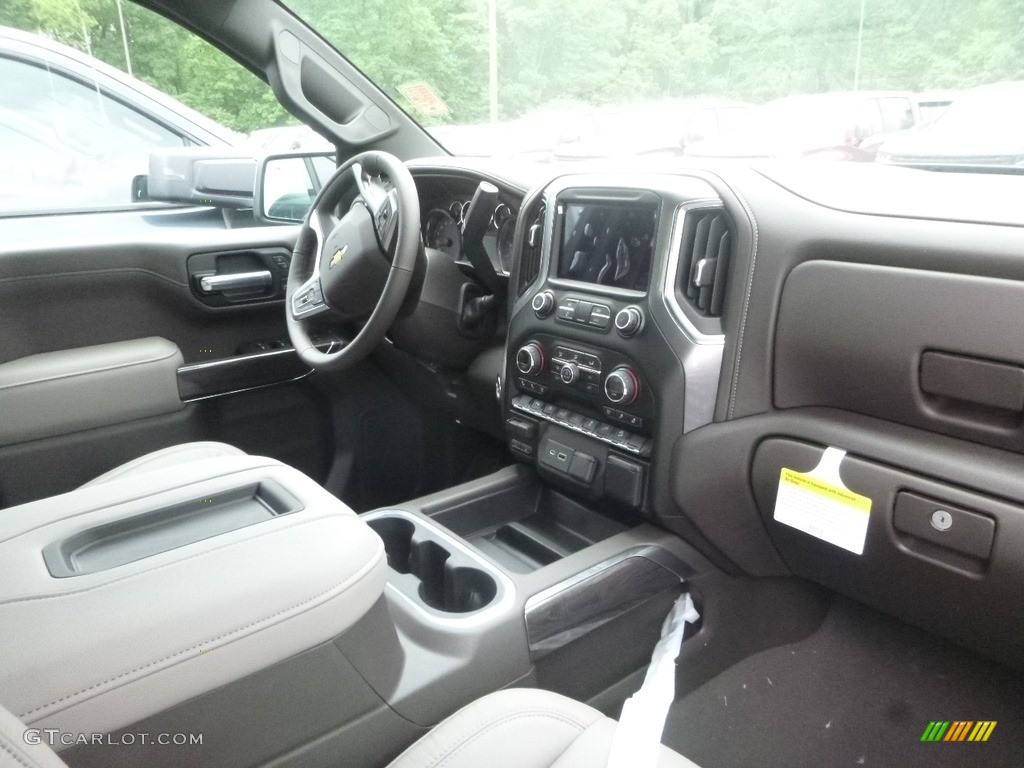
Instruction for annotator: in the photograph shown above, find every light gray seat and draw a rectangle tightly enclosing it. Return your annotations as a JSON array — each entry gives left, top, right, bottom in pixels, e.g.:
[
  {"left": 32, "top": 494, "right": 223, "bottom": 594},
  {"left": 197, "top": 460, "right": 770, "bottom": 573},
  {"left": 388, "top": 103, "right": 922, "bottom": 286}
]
[
  {"left": 0, "top": 701, "right": 67, "bottom": 768},
  {"left": 387, "top": 689, "right": 699, "bottom": 768},
  {"left": 0, "top": 689, "right": 698, "bottom": 768},
  {"left": 81, "top": 441, "right": 246, "bottom": 487}
]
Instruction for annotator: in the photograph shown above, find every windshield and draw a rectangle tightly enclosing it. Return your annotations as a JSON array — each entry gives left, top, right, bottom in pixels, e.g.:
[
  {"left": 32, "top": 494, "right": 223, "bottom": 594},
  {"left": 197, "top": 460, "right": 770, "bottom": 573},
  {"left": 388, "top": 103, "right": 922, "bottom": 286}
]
[{"left": 284, "top": 0, "right": 1022, "bottom": 172}]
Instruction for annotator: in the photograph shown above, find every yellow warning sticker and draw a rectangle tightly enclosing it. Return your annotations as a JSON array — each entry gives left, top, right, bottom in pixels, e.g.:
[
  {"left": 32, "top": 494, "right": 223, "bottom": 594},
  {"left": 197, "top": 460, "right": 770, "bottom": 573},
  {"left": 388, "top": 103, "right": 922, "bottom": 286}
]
[{"left": 773, "top": 455, "right": 872, "bottom": 555}]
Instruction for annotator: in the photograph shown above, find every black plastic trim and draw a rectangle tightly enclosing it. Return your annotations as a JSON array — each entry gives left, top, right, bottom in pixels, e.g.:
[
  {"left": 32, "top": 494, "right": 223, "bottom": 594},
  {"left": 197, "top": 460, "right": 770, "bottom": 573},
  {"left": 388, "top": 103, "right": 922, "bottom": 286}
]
[{"left": 43, "top": 480, "right": 302, "bottom": 577}]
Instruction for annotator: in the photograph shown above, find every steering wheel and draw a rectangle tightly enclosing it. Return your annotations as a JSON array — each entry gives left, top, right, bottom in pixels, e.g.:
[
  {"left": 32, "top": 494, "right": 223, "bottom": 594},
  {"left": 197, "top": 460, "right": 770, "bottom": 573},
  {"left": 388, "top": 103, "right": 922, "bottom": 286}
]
[{"left": 285, "top": 150, "right": 420, "bottom": 371}]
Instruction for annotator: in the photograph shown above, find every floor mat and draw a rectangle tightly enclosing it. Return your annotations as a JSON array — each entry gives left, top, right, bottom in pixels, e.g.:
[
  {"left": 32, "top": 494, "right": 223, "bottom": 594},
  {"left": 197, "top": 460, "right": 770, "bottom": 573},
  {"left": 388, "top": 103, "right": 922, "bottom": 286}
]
[{"left": 663, "top": 596, "right": 1024, "bottom": 768}]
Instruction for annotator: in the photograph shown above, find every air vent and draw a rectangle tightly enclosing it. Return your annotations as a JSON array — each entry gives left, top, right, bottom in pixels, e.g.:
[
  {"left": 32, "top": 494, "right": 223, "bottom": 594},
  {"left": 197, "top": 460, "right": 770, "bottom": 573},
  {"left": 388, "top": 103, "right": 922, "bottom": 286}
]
[
  {"left": 678, "top": 209, "right": 732, "bottom": 317},
  {"left": 517, "top": 202, "right": 546, "bottom": 297}
]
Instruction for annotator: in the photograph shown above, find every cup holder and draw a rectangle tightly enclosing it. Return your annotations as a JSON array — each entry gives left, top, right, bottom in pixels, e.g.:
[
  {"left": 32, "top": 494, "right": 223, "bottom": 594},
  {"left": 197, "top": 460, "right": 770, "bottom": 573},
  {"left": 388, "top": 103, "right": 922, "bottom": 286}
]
[
  {"left": 366, "top": 513, "right": 500, "bottom": 615},
  {"left": 366, "top": 517, "right": 415, "bottom": 574},
  {"left": 412, "top": 540, "right": 450, "bottom": 609},
  {"left": 443, "top": 566, "right": 497, "bottom": 613}
]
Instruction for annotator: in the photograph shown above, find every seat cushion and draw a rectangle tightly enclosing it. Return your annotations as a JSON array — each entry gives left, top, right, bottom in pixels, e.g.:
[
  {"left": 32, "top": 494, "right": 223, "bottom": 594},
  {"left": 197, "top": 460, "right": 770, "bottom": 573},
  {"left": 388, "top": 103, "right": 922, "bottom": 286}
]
[
  {"left": 385, "top": 689, "right": 700, "bottom": 768},
  {"left": 0, "top": 688, "right": 701, "bottom": 767},
  {"left": 81, "top": 441, "right": 246, "bottom": 488},
  {"left": 0, "top": 701, "right": 69, "bottom": 768}
]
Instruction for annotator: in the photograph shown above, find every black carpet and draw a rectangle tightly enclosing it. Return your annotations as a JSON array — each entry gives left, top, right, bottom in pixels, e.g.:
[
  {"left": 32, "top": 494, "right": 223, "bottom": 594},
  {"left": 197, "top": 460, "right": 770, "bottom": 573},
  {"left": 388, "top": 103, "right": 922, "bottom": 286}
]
[{"left": 663, "top": 596, "right": 1024, "bottom": 768}]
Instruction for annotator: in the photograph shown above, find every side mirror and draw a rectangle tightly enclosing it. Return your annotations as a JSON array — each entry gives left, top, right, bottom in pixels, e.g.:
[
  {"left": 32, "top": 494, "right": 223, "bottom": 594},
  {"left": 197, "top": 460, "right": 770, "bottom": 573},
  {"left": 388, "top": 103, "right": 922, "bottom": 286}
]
[
  {"left": 131, "top": 174, "right": 149, "bottom": 202},
  {"left": 254, "top": 151, "right": 337, "bottom": 224},
  {"left": 146, "top": 148, "right": 257, "bottom": 208}
]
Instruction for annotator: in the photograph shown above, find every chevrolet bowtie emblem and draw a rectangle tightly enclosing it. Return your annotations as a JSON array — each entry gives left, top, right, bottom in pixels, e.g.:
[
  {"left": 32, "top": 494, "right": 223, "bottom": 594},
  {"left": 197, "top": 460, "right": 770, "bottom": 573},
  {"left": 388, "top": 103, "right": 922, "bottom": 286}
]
[{"left": 330, "top": 246, "right": 347, "bottom": 268}]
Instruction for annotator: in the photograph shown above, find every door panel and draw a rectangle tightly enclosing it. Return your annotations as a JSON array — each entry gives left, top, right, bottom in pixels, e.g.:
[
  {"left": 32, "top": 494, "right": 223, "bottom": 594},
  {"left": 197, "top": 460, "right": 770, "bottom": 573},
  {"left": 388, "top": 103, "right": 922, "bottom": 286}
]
[
  {"left": 0, "top": 337, "right": 183, "bottom": 444},
  {"left": 0, "top": 209, "right": 296, "bottom": 365},
  {"left": 0, "top": 206, "right": 334, "bottom": 507}
]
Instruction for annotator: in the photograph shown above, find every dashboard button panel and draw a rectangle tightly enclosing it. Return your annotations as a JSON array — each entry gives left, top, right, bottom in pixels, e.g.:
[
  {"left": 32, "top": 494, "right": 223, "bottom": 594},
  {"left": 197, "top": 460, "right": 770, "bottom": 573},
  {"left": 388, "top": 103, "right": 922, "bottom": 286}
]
[
  {"left": 556, "top": 296, "right": 613, "bottom": 329},
  {"left": 556, "top": 298, "right": 579, "bottom": 321},
  {"left": 589, "top": 305, "right": 612, "bottom": 328},
  {"left": 603, "top": 406, "right": 644, "bottom": 429},
  {"left": 510, "top": 334, "right": 652, "bottom": 437},
  {"left": 517, "top": 378, "right": 549, "bottom": 396},
  {"left": 511, "top": 394, "right": 651, "bottom": 457}
]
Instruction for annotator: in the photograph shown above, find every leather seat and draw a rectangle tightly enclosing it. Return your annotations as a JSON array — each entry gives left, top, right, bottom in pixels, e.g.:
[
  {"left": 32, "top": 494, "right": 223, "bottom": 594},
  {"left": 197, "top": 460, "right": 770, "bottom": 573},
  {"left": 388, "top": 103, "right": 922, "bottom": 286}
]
[
  {"left": 81, "top": 442, "right": 246, "bottom": 487},
  {"left": 388, "top": 689, "right": 698, "bottom": 768},
  {"left": 0, "top": 701, "right": 66, "bottom": 768},
  {"left": 0, "top": 689, "right": 698, "bottom": 768}
]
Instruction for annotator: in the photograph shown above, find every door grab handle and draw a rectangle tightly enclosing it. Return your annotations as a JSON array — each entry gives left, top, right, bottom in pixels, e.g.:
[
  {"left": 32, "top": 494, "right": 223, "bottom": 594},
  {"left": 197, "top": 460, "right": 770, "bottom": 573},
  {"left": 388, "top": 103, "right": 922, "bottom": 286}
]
[{"left": 199, "top": 271, "right": 273, "bottom": 293}]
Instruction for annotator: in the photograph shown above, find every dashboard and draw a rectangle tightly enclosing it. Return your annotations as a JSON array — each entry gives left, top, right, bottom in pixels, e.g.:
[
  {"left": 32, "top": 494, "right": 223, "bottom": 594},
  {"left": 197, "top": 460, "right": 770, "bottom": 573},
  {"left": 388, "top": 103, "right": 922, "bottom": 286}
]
[
  {"left": 399, "top": 148, "right": 1024, "bottom": 671},
  {"left": 403, "top": 154, "right": 1024, "bottom": 673},
  {"left": 408, "top": 155, "right": 1024, "bottom": 674},
  {"left": 407, "top": 161, "right": 732, "bottom": 517}
]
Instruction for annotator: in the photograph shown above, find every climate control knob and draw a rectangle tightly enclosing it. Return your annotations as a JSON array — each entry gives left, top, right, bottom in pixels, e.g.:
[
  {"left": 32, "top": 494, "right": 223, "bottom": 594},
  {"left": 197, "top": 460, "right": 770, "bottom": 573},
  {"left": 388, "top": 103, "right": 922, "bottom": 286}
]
[
  {"left": 604, "top": 366, "right": 640, "bottom": 405},
  {"left": 531, "top": 291, "right": 555, "bottom": 318},
  {"left": 614, "top": 305, "right": 644, "bottom": 337},
  {"left": 516, "top": 342, "right": 545, "bottom": 375},
  {"left": 559, "top": 361, "right": 580, "bottom": 385}
]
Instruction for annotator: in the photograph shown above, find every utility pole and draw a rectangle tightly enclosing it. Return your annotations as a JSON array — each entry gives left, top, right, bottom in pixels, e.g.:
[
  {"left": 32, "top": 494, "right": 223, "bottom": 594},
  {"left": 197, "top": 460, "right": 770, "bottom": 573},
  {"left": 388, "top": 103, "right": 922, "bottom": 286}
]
[
  {"left": 488, "top": 0, "right": 497, "bottom": 122},
  {"left": 853, "top": 0, "right": 866, "bottom": 90},
  {"left": 115, "top": 0, "right": 133, "bottom": 76}
]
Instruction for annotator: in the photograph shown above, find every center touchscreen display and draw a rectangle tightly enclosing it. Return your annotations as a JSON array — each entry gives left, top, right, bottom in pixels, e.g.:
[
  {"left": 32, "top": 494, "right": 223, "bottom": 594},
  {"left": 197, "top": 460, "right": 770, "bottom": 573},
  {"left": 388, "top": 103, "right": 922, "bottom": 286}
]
[{"left": 557, "top": 202, "right": 658, "bottom": 291}]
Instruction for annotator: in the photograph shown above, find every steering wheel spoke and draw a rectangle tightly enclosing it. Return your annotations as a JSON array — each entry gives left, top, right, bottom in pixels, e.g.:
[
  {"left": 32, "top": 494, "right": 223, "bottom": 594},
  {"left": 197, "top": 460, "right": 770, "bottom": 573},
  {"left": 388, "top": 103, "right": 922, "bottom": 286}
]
[
  {"left": 353, "top": 162, "right": 400, "bottom": 255},
  {"left": 375, "top": 188, "right": 400, "bottom": 254},
  {"left": 290, "top": 275, "right": 330, "bottom": 320}
]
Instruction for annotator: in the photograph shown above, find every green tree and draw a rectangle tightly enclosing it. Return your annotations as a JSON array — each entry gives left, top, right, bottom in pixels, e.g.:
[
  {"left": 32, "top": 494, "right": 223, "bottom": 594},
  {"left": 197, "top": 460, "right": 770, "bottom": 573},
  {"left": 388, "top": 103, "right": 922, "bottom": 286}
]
[{"left": 4, "top": 0, "right": 1024, "bottom": 137}]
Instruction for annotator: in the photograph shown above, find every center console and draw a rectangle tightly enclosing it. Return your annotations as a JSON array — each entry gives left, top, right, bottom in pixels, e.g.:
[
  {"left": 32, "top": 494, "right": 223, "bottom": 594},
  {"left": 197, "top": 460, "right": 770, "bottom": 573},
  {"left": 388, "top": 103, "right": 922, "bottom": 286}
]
[
  {"left": 351, "top": 465, "right": 708, "bottom": 722},
  {"left": 331, "top": 174, "right": 736, "bottom": 733}
]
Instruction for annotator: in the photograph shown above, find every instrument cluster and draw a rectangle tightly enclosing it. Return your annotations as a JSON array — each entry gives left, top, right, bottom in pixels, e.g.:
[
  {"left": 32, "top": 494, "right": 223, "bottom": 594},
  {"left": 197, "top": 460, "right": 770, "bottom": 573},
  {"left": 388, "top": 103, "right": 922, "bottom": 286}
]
[{"left": 420, "top": 191, "right": 519, "bottom": 274}]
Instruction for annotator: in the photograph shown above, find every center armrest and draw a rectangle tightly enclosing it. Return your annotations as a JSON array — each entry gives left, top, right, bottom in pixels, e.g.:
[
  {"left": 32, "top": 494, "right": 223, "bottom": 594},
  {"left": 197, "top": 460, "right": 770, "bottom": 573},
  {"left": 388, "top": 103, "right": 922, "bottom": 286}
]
[{"left": 0, "top": 454, "right": 386, "bottom": 746}]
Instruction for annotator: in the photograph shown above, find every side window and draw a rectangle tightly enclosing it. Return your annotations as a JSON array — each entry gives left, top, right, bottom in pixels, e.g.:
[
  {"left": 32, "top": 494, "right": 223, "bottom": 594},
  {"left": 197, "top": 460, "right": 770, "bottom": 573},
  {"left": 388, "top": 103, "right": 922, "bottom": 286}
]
[
  {"left": 0, "top": 1, "right": 294, "bottom": 216},
  {"left": 0, "top": 55, "right": 188, "bottom": 213}
]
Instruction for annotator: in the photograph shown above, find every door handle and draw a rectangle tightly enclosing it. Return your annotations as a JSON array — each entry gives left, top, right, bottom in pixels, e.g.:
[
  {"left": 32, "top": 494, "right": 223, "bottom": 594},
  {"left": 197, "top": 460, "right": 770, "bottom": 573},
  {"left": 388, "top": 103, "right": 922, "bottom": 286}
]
[{"left": 198, "top": 270, "right": 273, "bottom": 294}]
